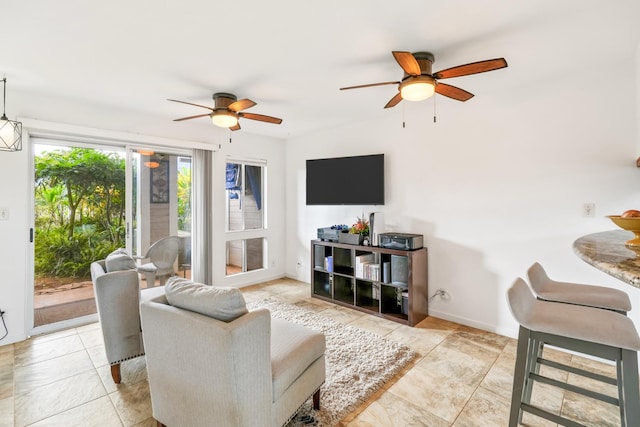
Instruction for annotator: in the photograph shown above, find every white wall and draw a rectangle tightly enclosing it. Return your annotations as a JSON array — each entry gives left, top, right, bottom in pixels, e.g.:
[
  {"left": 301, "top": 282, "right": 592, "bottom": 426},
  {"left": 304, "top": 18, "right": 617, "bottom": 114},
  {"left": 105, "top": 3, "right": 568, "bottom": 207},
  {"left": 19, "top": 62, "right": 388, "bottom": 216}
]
[
  {"left": 285, "top": 17, "right": 640, "bottom": 338},
  {"left": 0, "top": 143, "right": 30, "bottom": 344}
]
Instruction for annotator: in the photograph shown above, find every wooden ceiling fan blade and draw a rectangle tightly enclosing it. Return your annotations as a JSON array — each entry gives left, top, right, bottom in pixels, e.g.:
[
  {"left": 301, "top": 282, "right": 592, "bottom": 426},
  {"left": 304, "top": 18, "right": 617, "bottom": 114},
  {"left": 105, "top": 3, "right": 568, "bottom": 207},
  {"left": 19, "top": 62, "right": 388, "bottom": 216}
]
[
  {"left": 433, "top": 58, "right": 508, "bottom": 79},
  {"left": 392, "top": 51, "right": 421, "bottom": 76},
  {"left": 384, "top": 92, "right": 403, "bottom": 109},
  {"left": 173, "top": 113, "right": 211, "bottom": 121},
  {"left": 240, "top": 112, "right": 283, "bottom": 124},
  {"left": 340, "top": 81, "right": 400, "bottom": 90},
  {"left": 228, "top": 98, "right": 257, "bottom": 112},
  {"left": 435, "top": 83, "right": 474, "bottom": 102},
  {"left": 230, "top": 123, "right": 241, "bottom": 131},
  {"left": 167, "top": 99, "right": 214, "bottom": 111}
]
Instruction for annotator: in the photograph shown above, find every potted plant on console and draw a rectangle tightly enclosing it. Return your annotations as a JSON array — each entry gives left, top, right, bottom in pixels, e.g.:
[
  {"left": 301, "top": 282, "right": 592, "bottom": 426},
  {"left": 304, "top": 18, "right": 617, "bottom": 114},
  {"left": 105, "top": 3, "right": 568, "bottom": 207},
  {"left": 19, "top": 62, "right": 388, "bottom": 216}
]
[{"left": 339, "top": 216, "right": 370, "bottom": 245}]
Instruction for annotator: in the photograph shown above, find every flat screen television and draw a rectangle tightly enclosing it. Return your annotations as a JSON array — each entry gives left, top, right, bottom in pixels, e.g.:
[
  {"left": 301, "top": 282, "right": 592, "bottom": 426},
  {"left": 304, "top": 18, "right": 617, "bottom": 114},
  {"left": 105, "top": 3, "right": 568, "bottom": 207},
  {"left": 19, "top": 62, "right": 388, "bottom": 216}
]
[{"left": 306, "top": 154, "right": 384, "bottom": 205}]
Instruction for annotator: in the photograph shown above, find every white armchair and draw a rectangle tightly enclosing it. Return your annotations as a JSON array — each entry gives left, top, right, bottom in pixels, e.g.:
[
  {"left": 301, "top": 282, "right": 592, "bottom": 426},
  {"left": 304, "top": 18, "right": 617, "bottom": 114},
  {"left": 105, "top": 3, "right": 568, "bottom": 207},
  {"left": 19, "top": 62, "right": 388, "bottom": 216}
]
[
  {"left": 90, "top": 258, "right": 165, "bottom": 383},
  {"left": 140, "top": 282, "right": 326, "bottom": 427},
  {"left": 135, "top": 236, "right": 181, "bottom": 287}
]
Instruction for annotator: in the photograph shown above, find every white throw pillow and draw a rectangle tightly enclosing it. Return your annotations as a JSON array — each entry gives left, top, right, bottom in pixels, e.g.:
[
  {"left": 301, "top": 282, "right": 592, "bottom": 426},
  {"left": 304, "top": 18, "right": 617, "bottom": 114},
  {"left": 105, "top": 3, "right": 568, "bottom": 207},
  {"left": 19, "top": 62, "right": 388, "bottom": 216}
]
[
  {"left": 164, "top": 277, "right": 248, "bottom": 322},
  {"left": 105, "top": 248, "right": 136, "bottom": 272}
]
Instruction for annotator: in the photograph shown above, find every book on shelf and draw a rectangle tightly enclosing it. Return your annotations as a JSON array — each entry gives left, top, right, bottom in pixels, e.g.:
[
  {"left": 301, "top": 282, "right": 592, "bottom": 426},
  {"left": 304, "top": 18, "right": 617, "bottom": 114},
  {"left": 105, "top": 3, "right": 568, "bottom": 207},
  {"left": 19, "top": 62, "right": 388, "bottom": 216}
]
[
  {"left": 355, "top": 253, "right": 381, "bottom": 281},
  {"left": 355, "top": 254, "right": 374, "bottom": 278}
]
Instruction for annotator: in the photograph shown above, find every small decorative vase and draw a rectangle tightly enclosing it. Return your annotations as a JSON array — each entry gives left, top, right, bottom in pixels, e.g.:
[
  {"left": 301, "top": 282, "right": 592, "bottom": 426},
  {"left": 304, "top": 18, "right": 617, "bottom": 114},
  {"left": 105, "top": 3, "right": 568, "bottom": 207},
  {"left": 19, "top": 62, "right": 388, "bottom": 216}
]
[{"left": 339, "top": 232, "right": 364, "bottom": 245}]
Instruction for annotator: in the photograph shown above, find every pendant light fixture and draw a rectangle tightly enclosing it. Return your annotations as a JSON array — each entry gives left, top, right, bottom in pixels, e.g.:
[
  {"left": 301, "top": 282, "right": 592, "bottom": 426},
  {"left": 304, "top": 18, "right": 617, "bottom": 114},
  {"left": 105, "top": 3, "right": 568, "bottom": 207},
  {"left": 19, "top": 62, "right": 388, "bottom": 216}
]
[{"left": 0, "top": 77, "right": 22, "bottom": 152}]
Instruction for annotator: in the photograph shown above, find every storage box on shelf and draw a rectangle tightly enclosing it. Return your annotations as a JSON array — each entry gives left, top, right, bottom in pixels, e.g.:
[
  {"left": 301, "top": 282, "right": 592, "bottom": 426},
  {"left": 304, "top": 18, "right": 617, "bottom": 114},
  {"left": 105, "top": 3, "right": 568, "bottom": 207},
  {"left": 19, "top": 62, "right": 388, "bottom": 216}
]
[{"left": 310, "top": 240, "right": 428, "bottom": 326}]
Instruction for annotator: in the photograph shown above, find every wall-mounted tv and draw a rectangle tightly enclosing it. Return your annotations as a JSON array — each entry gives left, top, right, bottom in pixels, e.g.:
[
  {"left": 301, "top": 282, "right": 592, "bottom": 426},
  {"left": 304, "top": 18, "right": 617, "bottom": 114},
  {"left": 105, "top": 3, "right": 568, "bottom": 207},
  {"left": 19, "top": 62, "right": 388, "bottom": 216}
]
[{"left": 306, "top": 154, "right": 384, "bottom": 205}]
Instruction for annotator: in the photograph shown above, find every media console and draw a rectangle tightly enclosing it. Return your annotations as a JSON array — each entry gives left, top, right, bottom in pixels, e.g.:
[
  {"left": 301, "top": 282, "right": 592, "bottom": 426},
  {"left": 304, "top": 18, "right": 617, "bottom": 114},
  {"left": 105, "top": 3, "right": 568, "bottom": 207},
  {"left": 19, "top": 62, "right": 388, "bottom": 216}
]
[{"left": 310, "top": 240, "right": 428, "bottom": 326}]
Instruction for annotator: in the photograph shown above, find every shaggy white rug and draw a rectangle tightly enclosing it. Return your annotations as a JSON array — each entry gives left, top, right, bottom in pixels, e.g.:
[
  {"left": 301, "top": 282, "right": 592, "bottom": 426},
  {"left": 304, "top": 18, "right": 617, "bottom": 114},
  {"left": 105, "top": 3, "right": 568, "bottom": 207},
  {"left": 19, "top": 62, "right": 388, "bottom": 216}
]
[{"left": 247, "top": 299, "right": 417, "bottom": 427}]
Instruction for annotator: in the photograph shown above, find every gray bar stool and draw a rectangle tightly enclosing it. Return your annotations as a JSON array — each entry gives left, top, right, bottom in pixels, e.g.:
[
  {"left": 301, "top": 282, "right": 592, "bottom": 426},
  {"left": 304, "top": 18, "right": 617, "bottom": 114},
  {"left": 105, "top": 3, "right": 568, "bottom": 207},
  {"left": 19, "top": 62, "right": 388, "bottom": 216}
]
[
  {"left": 525, "top": 262, "right": 633, "bottom": 417},
  {"left": 527, "top": 262, "right": 632, "bottom": 314},
  {"left": 520, "top": 262, "right": 631, "bottom": 414},
  {"left": 507, "top": 278, "right": 640, "bottom": 427}
]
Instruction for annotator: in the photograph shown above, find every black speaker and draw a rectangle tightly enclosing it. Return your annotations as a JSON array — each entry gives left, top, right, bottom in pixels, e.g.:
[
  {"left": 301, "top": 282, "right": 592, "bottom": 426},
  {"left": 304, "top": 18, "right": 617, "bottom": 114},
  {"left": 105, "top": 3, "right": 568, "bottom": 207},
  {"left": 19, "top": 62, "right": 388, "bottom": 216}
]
[{"left": 391, "top": 255, "right": 408, "bottom": 286}]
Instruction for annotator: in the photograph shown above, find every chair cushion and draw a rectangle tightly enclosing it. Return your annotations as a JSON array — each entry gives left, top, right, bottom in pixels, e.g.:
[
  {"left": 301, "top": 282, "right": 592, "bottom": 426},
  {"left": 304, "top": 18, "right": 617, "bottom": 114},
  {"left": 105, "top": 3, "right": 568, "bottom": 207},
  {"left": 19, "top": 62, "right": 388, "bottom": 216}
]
[
  {"left": 164, "top": 277, "right": 248, "bottom": 322},
  {"left": 141, "top": 285, "right": 166, "bottom": 303},
  {"left": 136, "top": 262, "right": 157, "bottom": 273},
  {"left": 105, "top": 249, "right": 136, "bottom": 272},
  {"left": 270, "top": 317, "right": 326, "bottom": 401}
]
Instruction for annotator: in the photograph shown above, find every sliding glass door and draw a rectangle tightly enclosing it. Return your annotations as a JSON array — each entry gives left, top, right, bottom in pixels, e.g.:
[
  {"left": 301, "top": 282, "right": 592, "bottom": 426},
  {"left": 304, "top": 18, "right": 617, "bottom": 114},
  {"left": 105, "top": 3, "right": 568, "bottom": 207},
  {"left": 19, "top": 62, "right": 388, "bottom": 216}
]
[
  {"left": 33, "top": 141, "right": 127, "bottom": 327},
  {"left": 129, "top": 148, "right": 192, "bottom": 286},
  {"left": 32, "top": 140, "right": 192, "bottom": 327}
]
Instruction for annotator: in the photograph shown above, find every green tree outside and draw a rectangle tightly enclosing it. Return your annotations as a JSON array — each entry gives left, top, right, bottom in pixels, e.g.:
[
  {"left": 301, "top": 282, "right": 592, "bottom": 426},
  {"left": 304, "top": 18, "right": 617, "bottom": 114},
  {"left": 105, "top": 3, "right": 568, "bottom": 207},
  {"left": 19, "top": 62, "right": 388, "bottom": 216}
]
[{"left": 35, "top": 148, "right": 126, "bottom": 279}]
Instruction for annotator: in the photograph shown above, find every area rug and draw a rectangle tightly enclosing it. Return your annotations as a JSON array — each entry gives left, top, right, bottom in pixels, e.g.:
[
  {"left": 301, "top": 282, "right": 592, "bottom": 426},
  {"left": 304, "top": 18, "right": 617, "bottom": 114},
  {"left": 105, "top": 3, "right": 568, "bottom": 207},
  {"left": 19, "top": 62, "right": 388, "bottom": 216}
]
[{"left": 247, "top": 299, "right": 417, "bottom": 427}]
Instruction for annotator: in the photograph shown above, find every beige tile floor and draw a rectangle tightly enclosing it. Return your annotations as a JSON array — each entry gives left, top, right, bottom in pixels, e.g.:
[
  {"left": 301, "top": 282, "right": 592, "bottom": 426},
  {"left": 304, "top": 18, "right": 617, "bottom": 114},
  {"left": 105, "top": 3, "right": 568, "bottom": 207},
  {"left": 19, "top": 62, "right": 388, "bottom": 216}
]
[{"left": 0, "top": 278, "right": 623, "bottom": 426}]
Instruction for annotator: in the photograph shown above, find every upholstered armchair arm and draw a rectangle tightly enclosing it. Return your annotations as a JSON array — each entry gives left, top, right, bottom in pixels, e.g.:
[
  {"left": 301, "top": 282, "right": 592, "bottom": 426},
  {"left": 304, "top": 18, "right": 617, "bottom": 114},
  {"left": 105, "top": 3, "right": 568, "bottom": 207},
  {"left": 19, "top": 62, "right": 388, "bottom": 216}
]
[
  {"left": 140, "top": 298, "right": 273, "bottom": 427},
  {"left": 90, "top": 262, "right": 144, "bottom": 365}
]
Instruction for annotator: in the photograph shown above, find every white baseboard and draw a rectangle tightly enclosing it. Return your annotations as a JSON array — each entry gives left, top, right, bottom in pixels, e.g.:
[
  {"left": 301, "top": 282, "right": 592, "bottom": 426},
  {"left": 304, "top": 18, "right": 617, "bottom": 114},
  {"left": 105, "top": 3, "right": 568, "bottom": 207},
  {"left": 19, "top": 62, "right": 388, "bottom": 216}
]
[{"left": 427, "top": 308, "right": 516, "bottom": 339}]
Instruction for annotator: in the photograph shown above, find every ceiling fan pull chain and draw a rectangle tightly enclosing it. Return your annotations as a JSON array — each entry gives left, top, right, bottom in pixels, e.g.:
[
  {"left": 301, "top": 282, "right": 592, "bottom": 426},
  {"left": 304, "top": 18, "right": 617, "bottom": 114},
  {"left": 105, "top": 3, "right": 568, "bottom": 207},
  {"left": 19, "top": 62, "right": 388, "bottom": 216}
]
[
  {"left": 402, "top": 102, "right": 406, "bottom": 128},
  {"left": 433, "top": 95, "right": 437, "bottom": 123}
]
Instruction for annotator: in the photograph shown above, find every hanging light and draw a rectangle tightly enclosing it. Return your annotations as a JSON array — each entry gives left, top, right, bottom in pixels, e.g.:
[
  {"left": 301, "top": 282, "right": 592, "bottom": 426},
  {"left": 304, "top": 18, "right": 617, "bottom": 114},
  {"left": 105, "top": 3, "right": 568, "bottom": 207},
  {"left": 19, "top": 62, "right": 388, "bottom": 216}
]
[
  {"left": 399, "top": 75, "right": 436, "bottom": 101},
  {"left": 0, "top": 77, "right": 22, "bottom": 152},
  {"left": 211, "top": 110, "right": 238, "bottom": 128},
  {"left": 144, "top": 161, "right": 160, "bottom": 168}
]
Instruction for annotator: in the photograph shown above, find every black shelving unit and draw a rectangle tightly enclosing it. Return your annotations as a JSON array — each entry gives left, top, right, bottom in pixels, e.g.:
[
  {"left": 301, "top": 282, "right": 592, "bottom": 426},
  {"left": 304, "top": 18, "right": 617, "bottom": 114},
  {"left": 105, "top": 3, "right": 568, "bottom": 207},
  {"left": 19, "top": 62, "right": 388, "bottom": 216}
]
[{"left": 310, "top": 240, "right": 428, "bottom": 326}]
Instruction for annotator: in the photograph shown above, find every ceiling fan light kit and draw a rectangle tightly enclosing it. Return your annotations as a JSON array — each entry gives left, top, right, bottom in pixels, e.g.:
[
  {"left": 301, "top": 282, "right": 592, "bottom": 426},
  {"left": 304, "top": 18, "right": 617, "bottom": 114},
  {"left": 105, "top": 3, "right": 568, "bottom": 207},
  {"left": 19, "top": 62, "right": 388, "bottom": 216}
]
[
  {"left": 211, "top": 110, "right": 238, "bottom": 128},
  {"left": 400, "top": 75, "right": 436, "bottom": 101}
]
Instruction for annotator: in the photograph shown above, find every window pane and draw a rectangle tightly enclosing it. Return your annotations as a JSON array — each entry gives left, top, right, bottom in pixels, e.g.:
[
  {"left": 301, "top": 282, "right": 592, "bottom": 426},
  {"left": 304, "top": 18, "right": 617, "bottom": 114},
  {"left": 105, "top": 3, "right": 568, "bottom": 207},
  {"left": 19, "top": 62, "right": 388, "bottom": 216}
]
[
  {"left": 246, "top": 238, "right": 264, "bottom": 271},
  {"left": 244, "top": 165, "right": 263, "bottom": 230},
  {"left": 132, "top": 149, "right": 192, "bottom": 285},
  {"left": 226, "top": 162, "right": 243, "bottom": 231},
  {"left": 226, "top": 240, "right": 243, "bottom": 276},
  {"left": 225, "top": 162, "right": 264, "bottom": 231},
  {"left": 225, "top": 238, "right": 265, "bottom": 276}
]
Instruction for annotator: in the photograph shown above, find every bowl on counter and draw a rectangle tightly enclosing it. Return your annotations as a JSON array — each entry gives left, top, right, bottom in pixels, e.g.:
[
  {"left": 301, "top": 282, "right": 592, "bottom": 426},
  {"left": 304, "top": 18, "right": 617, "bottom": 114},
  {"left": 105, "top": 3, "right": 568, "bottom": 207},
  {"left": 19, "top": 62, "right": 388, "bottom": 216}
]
[{"left": 607, "top": 215, "right": 640, "bottom": 246}]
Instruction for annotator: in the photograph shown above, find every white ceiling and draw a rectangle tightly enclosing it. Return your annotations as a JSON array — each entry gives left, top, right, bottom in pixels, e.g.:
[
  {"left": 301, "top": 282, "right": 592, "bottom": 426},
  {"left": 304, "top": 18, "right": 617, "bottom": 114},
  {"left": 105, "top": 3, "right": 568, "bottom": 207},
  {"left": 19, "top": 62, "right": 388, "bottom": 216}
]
[{"left": 2, "top": 0, "right": 638, "bottom": 144}]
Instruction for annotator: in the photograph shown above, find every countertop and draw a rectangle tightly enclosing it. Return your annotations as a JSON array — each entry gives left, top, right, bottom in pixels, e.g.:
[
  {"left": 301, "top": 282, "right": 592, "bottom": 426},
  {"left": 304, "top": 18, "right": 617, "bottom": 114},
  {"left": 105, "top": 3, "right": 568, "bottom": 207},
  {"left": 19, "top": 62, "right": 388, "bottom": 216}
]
[{"left": 573, "top": 230, "right": 640, "bottom": 288}]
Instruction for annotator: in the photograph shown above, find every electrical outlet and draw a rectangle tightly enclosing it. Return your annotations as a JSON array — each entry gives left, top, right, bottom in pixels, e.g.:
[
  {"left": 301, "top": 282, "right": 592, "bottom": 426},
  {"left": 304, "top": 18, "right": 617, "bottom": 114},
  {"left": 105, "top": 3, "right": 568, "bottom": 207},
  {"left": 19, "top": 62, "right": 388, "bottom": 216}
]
[
  {"left": 0, "top": 207, "right": 8, "bottom": 221},
  {"left": 430, "top": 288, "right": 450, "bottom": 301},
  {"left": 583, "top": 203, "right": 595, "bottom": 218}
]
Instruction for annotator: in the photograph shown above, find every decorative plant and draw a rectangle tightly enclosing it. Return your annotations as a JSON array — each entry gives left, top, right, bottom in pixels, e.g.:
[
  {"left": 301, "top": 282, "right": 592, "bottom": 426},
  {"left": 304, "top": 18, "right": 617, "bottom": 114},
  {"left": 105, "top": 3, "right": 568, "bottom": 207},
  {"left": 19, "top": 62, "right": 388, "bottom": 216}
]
[{"left": 349, "top": 216, "right": 369, "bottom": 237}]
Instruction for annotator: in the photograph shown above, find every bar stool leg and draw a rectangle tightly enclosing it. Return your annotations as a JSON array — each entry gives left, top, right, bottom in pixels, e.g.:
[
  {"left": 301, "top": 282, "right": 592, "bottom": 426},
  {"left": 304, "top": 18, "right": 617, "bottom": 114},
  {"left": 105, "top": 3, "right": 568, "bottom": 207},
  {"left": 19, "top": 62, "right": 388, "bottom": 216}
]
[
  {"left": 510, "top": 326, "right": 530, "bottom": 427},
  {"left": 520, "top": 337, "right": 543, "bottom": 423},
  {"left": 621, "top": 349, "right": 640, "bottom": 427}
]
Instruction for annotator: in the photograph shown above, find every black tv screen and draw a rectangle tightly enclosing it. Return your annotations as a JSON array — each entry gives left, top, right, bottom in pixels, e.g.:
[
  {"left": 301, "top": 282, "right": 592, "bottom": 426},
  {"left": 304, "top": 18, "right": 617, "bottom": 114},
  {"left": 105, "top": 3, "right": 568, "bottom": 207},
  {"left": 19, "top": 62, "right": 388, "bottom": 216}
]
[{"left": 306, "top": 154, "right": 384, "bottom": 205}]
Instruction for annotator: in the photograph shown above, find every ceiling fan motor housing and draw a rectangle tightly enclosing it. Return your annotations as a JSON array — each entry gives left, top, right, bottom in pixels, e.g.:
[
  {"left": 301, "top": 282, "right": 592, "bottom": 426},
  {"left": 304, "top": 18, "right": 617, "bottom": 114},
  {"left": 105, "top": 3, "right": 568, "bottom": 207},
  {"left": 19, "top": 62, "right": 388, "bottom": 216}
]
[
  {"left": 213, "top": 92, "right": 237, "bottom": 109},
  {"left": 411, "top": 52, "right": 434, "bottom": 76}
]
